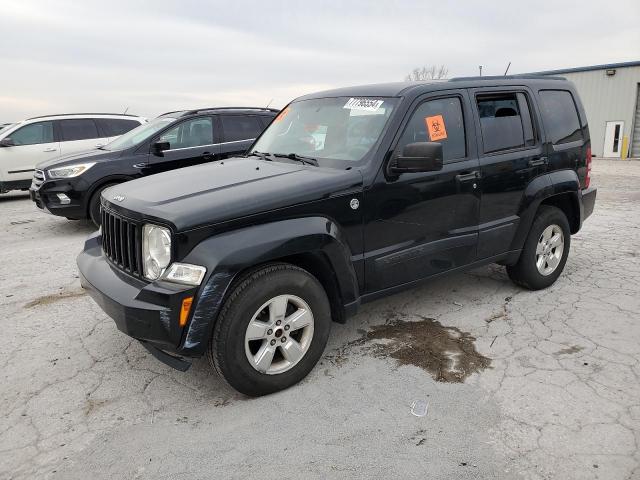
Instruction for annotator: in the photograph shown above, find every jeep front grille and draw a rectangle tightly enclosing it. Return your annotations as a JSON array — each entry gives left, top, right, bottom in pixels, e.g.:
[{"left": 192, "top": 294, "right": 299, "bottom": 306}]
[
  {"left": 101, "top": 209, "right": 143, "bottom": 277},
  {"left": 31, "top": 169, "right": 45, "bottom": 189}
]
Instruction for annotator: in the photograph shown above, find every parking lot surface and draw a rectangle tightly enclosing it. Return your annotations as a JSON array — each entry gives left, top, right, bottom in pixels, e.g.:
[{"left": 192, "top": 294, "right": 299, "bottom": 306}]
[{"left": 1, "top": 160, "right": 639, "bottom": 480}]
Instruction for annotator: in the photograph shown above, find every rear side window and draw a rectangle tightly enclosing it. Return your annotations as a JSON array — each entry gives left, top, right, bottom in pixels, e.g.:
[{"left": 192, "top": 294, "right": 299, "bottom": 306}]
[
  {"left": 396, "top": 96, "right": 466, "bottom": 162},
  {"left": 538, "top": 90, "right": 583, "bottom": 145},
  {"left": 10, "top": 121, "right": 54, "bottom": 145},
  {"left": 259, "top": 115, "right": 275, "bottom": 128},
  {"left": 59, "top": 119, "right": 100, "bottom": 141},
  {"left": 97, "top": 118, "right": 141, "bottom": 136},
  {"left": 476, "top": 92, "right": 536, "bottom": 153},
  {"left": 221, "top": 115, "right": 263, "bottom": 142}
]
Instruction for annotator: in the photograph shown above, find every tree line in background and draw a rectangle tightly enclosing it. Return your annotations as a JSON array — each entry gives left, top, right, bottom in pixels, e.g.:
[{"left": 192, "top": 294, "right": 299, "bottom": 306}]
[{"left": 405, "top": 65, "right": 448, "bottom": 81}]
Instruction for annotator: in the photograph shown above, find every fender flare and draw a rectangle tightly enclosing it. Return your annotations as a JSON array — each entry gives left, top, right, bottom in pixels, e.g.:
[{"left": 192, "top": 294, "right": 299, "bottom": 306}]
[
  {"left": 179, "top": 216, "right": 359, "bottom": 355},
  {"left": 509, "top": 170, "right": 581, "bottom": 252}
]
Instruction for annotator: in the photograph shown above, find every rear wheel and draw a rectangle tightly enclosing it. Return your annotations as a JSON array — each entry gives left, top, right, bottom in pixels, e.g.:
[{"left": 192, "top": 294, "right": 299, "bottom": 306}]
[
  {"left": 88, "top": 183, "right": 118, "bottom": 228},
  {"left": 507, "top": 205, "right": 571, "bottom": 290},
  {"left": 208, "top": 263, "right": 331, "bottom": 396}
]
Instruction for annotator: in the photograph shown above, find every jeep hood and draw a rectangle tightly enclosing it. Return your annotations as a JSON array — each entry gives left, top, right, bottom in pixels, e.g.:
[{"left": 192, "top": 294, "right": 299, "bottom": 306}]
[{"left": 105, "top": 158, "right": 363, "bottom": 231}]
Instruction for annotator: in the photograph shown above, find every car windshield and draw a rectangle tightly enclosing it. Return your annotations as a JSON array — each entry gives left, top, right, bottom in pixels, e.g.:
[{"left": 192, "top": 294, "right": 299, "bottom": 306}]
[
  {"left": 103, "top": 116, "right": 176, "bottom": 151},
  {"left": 251, "top": 97, "right": 399, "bottom": 165},
  {"left": 0, "top": 123, "right": 14, "bottom": 135}
]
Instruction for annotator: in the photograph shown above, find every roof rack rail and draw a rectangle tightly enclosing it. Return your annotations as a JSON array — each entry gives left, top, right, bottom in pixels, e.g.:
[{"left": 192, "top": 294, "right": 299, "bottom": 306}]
[
  {"left": 159, "top": 110, "right": 185, "bottom": 117},
  {"left": 26, "top": 112, "right": 140, "bottom": 121},
  {"left": 450, "top": 74, "right": 566, "bottom": 81},
  {"left": 183, "top": 107, "right": 280, "bottom": 115}
]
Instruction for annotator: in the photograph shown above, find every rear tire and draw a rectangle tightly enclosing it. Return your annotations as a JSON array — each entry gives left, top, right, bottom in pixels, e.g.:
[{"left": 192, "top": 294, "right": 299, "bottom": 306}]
[
  {"left": 88, "top": 183, "right": 118, "bottom": 228},
  {"left": 507, "top": 205, "right": 571, "bottom": 290},
  {"left": 208, "top": 263, "right": 331, "bottom": 396}
]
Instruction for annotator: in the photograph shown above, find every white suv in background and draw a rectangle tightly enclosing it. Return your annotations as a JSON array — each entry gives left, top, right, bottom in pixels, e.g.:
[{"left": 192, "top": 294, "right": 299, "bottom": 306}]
[{"left": 0, "top": 113, "right": 147, "bottom": 193}]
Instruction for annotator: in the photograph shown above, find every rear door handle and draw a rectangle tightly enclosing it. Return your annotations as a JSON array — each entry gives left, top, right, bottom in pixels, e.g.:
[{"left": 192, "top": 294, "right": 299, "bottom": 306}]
[
  {"left": 528, "top": 157, "right": 548, "bottom": 167},
  {"left": 203, "top": 151, "right": 213, "bottom": 160},
  {"left": 455, "top": 171, "right": 480, "bottom": 182},
  {"left": 43, "top": 148, "right": 57, "bottom": 152},
  {"left": 95, "top": 143, "right": 105, "bottom": 148}
]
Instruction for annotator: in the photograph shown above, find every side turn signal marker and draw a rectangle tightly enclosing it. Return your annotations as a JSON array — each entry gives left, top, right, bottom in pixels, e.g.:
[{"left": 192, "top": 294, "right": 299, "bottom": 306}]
[{"left": 180, "top": 297, "right": 194, "bottom": 327}]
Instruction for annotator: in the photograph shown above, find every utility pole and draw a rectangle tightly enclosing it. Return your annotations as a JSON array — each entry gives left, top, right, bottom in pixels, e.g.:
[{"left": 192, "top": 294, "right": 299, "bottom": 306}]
[
  {"left": 504, "top": 62, "right": 511, "bottom": 76},
  {"left": 479, "top": 65, "right": 483, "bottom": 77}
]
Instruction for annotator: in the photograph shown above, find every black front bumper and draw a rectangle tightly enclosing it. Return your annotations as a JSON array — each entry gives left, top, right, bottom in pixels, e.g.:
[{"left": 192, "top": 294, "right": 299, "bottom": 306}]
[
  {"left": 30, "top": 180, "right": 88, "bottom": 219},
  {"left": 77, "top": 233, "right": 198, "bottom": 368}
]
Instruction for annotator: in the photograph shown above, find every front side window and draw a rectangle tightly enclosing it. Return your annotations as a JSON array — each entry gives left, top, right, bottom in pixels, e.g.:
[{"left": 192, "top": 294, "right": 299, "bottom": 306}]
[
  {"left": 476, "top": 92, "right": 536, "bottom": 153},
  {"left": 396, "top": 96, "right": 466, "bottom": 162},
  {"left": 59, "top": 119, "right": 100, "bottom": 141},
  {"left": 10, "top": 121, "right": 54, "bottom": 145},
  {"left": 252, "top": 97, "right": 399, "bottom": 165},
  {"left": 158, "top": 117, "right": 213, "bottom": 150},
  {"left": 221, "top": 115, "right": 262, "bottom": 142},
  {"left": 538, "top": 90, "right": 583, "bottom": 145}
]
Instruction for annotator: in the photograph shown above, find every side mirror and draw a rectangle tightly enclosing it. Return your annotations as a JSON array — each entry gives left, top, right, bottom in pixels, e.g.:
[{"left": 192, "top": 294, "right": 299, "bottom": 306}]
[
  {"left": 0, "top": 137, "right": 15, "bottom": 147},
  {"left": 151, "top": 141, "right": 170, "bottom": 156},
  {"left": 388, "top": 142, "right": 443, "bottom": 175}
]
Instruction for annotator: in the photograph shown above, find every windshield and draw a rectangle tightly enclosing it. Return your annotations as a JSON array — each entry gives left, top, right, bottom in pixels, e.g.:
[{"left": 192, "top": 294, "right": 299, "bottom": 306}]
[
  {"left": 0, "top": 123, "right": 14, "bottom": 135},
  {"left": 104, "top": 116, "right": 176, "bottom": 151},
  {"left": 251, "top": 97, "right": 399, "bottom": 165}
]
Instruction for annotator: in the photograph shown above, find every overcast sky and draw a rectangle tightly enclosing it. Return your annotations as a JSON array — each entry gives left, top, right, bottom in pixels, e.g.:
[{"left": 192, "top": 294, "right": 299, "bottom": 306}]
[{"left": 1, "top": 0, "right": 638, "bottom": 121}]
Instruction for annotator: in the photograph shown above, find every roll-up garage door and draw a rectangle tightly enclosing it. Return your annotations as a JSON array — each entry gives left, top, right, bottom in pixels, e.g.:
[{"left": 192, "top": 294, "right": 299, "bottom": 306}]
[{"left": 632, "top": 85, "right": 640, "bottom": 157}]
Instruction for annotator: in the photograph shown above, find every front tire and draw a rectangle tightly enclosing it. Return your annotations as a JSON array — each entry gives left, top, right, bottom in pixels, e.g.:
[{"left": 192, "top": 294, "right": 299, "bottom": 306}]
[
  {"left": 208, "top": 263, "right": 332, "bottom": 396},
  {"left": 88, "top": 183, "right": 118, "bottom": 228},
  {"left": 507, "top": 205, "right": 571, "bottom": 290}
]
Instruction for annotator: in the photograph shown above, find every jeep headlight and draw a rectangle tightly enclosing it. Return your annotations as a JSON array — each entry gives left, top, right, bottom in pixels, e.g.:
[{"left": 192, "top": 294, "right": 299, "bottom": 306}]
[
  {"left": 48, "top": 162, "right": 96, "bottom": 178},
  {"left": 142, "top": 224, "right": 171, "bottom": 280}
]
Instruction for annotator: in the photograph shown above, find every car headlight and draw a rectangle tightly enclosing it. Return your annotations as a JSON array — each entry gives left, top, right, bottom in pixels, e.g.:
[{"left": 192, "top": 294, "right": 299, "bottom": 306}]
[
  {"left": 162, "top": 263, "right": 206, "bottom": 286},
  {"left": 142, "top": 224, "right": 171, "bottom": 280},
  {"left": 48, "top": 162, "right": 96, "bottom": 178}
]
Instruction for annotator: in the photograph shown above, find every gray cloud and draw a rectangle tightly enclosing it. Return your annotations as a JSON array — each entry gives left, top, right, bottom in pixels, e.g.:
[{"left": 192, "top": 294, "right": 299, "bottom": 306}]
[{"left": 1, "top": 0, "right": 638, "bottom": 120}]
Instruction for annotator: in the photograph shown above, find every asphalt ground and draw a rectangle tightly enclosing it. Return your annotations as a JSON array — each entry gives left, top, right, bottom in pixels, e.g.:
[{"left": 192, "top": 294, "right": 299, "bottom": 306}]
[{"left": 1, "top": 159, "right": 639, "bottom": 479}]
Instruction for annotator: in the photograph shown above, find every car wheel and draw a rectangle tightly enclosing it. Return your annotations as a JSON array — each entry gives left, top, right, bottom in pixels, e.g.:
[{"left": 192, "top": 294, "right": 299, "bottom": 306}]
[
  {"left": 507, "top": 205, "right": 571, "bottom": 290},
  {"left": 88, "top": 183, "right": 117, "bottom": 228},
  {"left": 208, "top": 263, "right": 331, "bottom": 396}
]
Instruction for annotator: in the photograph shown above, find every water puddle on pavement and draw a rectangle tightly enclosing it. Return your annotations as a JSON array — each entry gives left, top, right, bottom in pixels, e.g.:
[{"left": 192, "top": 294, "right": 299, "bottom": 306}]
[{"left": 360, "top": 315, "right": 491, "bottom": 382}]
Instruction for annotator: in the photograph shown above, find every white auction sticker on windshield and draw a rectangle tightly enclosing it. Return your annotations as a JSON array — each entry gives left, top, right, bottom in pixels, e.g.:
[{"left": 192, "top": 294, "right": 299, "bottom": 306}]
[{"left": 344, "top": 98, "right": 384, "bottom": 112}]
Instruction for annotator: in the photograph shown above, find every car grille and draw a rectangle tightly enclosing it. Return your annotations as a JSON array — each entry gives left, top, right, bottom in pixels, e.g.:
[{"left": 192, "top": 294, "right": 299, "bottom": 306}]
[
  {"left": 31, "top": 169, "right": 45, "bottom": 189},
  {"left": 101, "top": 208, "right": 143, "bottom": 277}
]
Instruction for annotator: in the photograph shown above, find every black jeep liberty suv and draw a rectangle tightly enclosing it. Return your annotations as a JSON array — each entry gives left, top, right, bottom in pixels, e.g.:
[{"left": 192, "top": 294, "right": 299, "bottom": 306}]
[{"left": 78, "top": 77, "right": 597, "bottom": 396}]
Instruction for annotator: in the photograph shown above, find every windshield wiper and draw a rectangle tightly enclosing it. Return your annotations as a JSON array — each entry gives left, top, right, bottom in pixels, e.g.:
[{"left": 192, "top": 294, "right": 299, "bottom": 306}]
[
  {"left": 273, "top": 153, "right": 318, "bottom": 166},
  {"left": 248, "top": 151, "right": 272, "bottom": 161}
]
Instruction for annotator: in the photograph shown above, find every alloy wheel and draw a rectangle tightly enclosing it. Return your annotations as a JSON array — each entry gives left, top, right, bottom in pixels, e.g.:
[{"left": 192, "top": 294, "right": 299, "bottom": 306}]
[
  {"left": 536, "top": 224, "right": 564, "bottom": 276},
  {"left": 244, "top": 294, "right": 314, "bottom": 375}
]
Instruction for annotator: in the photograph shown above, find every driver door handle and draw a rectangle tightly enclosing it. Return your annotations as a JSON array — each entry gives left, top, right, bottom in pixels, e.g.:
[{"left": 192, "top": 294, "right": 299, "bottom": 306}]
[
  {"left": 43, "top": 148, "right": 57, "bottom": 152},
  {"left": 455, "top": 171, "right": 480, "bottom": 182},
  {"left": 203, "top": 151, "right": 214, "bottom": 160},
  {"left": 529, "top": 157, "right": 548, "bottom": 167}
]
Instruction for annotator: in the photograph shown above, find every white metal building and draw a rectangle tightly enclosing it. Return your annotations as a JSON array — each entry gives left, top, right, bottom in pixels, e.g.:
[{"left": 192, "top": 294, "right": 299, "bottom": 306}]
[{"left": 533, "top": 61, "right": 640, "bottom": 158}]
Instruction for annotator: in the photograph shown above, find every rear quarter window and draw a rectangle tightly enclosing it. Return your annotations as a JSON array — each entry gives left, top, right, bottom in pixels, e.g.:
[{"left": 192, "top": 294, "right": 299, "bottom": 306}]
[{"left": 538, "top": 90, "right": 583, "bottom": 145}]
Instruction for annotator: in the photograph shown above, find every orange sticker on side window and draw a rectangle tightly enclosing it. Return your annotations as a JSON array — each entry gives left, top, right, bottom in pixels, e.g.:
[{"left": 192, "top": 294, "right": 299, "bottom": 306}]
[
  {"left": 274, "top": 106, "right": 290, "bottom": 122},
  {"left": 425, "top": 114, "right": 447, "bottom": 141}
]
